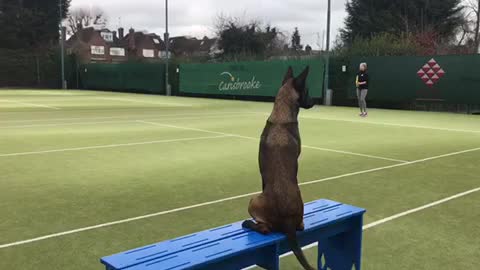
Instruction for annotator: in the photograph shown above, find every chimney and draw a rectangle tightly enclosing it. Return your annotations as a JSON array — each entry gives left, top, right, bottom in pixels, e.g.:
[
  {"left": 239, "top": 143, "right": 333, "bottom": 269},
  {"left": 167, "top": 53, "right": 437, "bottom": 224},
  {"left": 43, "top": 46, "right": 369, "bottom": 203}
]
[
  {"left": 118, "top": 27, "right": 124, "bottom": 39},
  {"left": 129, "top": 28, "right": 135, "bottom": 34},
  {"left": 112, "top": 31, "right": 117, "bottom": 40}
]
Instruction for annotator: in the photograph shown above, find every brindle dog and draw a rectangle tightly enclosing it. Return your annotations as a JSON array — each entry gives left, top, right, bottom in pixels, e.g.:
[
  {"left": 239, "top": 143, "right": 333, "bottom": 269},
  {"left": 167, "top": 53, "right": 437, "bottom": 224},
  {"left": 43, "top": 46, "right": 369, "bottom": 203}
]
[{"left": 242, "top": 66, "right": 316, "bottom": 270}]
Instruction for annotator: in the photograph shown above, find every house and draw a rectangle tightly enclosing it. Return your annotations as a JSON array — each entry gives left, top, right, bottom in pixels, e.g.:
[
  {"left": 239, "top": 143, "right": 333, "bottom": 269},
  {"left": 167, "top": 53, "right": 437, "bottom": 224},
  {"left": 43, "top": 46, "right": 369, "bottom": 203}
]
[
  {"left": 121, "top": 28, "right": 167, "bottom": 62},
  {"left": 169, "top": 36, "right": 218, "bottom": 58},
  {"left": 66, "top": 26, "right": 127, "bottom": 63},
  {"left": 67, "top": 26, "right": 170, "bottom": 63}
]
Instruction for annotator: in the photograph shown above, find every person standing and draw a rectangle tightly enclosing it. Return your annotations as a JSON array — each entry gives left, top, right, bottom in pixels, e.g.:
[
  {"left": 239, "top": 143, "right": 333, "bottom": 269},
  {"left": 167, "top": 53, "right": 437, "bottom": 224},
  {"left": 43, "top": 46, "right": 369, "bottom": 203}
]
[{"left": 356, "top": 63, "right": 369, "bottom": 117}]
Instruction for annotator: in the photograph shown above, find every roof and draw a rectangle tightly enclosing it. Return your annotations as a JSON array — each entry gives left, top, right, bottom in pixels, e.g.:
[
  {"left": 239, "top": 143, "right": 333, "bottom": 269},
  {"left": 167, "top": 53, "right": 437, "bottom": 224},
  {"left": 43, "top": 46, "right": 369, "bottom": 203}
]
[
  {"left": 66, "top": 27, "right": 122, "bottom": 47},
  {"left": 169, "top": 36, "right": 217, "bottom": 55},
  {"left": 121, "top": 32, "right": 166, "bottom": 51}
]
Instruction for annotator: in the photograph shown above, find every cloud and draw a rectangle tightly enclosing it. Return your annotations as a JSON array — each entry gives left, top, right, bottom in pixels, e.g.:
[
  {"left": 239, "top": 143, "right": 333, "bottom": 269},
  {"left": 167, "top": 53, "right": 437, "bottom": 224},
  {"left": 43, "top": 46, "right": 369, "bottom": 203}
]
[{"left": 70, "top": 0, "right": 348, "bottom": 49}]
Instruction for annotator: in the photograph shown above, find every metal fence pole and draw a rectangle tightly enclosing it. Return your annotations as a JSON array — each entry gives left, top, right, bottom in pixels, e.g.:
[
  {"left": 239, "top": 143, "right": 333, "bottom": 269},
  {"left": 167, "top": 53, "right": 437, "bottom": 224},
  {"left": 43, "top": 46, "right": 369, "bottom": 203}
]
[
  {"left": 323, "top": 0, "right": 331, "bottom": 105},
  {"left": 165, "top": 0, "right": 171, "bottom": 96},
  {"left": 59, "top": 0, "right": 66, "bottom": 89}
]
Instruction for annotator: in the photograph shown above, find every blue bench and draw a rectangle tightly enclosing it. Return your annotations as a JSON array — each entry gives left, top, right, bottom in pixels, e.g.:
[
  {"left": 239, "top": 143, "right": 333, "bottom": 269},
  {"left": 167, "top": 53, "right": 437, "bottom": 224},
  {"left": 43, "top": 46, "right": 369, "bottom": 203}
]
[{"left": 101, "top": 199, "right": 366, "bottom": 270}]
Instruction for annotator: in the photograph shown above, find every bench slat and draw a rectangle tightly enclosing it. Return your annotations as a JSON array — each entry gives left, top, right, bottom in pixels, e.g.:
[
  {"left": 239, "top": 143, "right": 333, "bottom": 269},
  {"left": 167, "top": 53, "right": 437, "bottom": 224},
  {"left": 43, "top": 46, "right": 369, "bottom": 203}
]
[
  {"left": 115, "top": 203, "right": 364, "bottom": 270},
  {"left": 102, "top": 199, "right": 341, "bottom": 269}
]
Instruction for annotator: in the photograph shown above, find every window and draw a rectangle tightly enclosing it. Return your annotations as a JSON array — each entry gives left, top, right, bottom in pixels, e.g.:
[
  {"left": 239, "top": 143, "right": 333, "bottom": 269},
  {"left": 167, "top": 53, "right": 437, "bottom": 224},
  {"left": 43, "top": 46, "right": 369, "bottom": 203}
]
[
  {"left": 110, "top": 47, "right": 125, "bottom": 56},
  {"left": 153, "top": 39, "right": 160, "bottom": 44},
  {"left": 91, "top": 46, "right": 105, "bottom": 55},
  {"left": 101, "top": 32, "right": 114, "bottom": 42},
  {"left": 143, "top": 49, "right": 155, "bottom": 58},
  {"left": 159, "top": 51, "right": 168, "bottom": 58}
]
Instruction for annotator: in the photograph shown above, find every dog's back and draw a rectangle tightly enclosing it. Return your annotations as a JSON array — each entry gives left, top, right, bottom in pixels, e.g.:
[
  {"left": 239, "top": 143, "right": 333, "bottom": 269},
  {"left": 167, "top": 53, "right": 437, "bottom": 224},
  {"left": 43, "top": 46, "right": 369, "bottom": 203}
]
[
  {"left": 243, "top": 66, "right": 316, "bottom": 270},
  {"left": 259, "top": 121, "right": 303, "bottom": 223}
]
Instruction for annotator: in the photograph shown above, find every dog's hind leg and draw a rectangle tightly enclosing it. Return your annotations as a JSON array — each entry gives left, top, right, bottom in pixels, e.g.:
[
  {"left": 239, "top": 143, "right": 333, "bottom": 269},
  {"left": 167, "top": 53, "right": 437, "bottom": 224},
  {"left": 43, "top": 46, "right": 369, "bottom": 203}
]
[
  {"left": 242, "top": 220, "right": 272, "bottom": 234},
  {"left": 243, "top": 194, "right": 272, "bottom": 234}
]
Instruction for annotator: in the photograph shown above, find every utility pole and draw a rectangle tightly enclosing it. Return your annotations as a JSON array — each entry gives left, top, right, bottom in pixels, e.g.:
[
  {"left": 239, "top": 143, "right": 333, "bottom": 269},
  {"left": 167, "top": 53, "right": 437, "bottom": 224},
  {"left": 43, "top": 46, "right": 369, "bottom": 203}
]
[
  {"left": 59, "top": 0, "right": 66, "bottom": 89},
  {"left": 324, "top": 0, "right": 331, "bottom": 105},
  {"left": 164, "top": 0, "right": 171, "bottom": 96}
]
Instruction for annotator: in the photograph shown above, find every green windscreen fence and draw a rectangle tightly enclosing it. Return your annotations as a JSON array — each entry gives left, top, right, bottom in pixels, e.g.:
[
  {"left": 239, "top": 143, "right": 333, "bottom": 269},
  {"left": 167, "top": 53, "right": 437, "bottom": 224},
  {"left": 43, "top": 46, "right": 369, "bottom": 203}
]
[
  {"left": 347, "top": 55, "right": 480, "bottom": 104},
  {"left": 80, "top": 63, "right": 166, "bottom": 94},
  {"left": 179, "top": 59, "right": 325, "bottom": 98}
]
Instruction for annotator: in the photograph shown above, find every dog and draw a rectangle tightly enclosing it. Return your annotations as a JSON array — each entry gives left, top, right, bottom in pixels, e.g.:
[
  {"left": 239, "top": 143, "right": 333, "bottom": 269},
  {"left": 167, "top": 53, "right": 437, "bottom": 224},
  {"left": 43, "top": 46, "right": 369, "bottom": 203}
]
[{"left": 242, "top": 66, "right": 316, "bottom": 270}]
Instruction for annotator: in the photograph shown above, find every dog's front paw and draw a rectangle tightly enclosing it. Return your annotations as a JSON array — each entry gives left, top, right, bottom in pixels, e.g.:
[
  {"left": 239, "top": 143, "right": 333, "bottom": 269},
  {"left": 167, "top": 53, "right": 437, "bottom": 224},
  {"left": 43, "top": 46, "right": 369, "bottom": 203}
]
[{"left": 242, "top": 220, "right": 255, "bottom": 229}]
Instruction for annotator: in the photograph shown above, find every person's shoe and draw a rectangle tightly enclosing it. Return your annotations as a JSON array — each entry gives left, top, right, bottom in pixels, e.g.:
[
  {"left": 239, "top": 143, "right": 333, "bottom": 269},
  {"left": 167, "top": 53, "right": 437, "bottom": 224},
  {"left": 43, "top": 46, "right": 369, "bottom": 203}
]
[
  {"left": 359, "top": 112, "right": 365, "bottom": 117},
  {"left": 362, "top": 112, "right": 368, "bottom": 117}
]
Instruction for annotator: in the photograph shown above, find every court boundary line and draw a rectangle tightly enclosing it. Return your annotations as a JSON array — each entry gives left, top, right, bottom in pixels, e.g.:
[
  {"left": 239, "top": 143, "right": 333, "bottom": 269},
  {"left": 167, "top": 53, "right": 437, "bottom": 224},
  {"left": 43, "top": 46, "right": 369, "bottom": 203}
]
[
  {"left": 301, "top": 115, "right": 480, "bottom": 134},
  {"left": 0, "top": 119, "right": 404, "bottom": 162},
  {"left": 0, "top": 135, "right": 231, "bottom": 157},
  {"left": 3, "top": 109, "right": 480, "bottom": 134},
  {"left": 95, "top": 97, "right": 194, "bottom": 107},
  {"left": 272, "top": 186, "right": 480, "bottom": 263},
  {"left": 137, "top": 120, "right": 409, "bottom": 163},
  {"left": 0, "top": 114, "right": 261, "bottom": 130},
  {"left": 0, "top": 99, "right": 60, "bottom": 110},
  {"left": 0, "top": 111, "right": 265, "bottom": 124},
  {"left": 1, "top": 146, "right": 478, "bottom": 249}
]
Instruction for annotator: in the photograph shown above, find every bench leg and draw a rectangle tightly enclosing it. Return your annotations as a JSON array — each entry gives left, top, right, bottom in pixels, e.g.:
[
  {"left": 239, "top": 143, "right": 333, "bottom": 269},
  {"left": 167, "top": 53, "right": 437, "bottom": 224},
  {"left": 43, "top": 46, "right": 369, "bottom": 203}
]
[
  {"left": 317, "top": 216, "right": 363, "bottom": 270},
  {"left": 256, "top": 244, "right": 279, "bottom": 270}
]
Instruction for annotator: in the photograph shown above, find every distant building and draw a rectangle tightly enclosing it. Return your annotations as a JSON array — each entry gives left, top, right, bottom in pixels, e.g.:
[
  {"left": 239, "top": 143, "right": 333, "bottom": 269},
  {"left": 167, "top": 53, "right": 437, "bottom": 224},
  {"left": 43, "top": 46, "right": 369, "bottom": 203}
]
[
  {"left": 67, "top": 26, "right": 223, "bottom": 63},
  {"left": 169, "top": 36, "right": 218, "bottom": 58},
  {"left": 67, "top": 26, "right": 168, "bottom": 63},
  {"left": 66, "top": 26, "right": 127, "bottom": 63},
  {"left": 122, "top": 28, "right": 167, "bottom": 62}
]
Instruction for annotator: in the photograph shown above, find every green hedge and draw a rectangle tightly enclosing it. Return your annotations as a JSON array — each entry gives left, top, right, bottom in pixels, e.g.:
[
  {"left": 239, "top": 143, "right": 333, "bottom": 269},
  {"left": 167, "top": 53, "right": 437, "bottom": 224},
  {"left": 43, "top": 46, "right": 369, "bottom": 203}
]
[{"left": 0, "top": 48, "right": 73, "bottom": 89}]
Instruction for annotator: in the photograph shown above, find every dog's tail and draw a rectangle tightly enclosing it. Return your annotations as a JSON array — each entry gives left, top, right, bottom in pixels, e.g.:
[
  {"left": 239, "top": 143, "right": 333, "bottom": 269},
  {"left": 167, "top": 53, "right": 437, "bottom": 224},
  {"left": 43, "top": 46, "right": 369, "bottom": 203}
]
[{"left": 285, "top": 222, "right": 316, "bottom": 270}]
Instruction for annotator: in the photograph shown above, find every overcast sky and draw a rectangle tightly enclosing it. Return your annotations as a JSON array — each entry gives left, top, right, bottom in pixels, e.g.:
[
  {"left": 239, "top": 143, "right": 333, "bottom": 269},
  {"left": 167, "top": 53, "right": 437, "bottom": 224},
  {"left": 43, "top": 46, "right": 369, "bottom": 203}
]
[{"left": 70, "top": 0, "right": 348, "bottom": 49}]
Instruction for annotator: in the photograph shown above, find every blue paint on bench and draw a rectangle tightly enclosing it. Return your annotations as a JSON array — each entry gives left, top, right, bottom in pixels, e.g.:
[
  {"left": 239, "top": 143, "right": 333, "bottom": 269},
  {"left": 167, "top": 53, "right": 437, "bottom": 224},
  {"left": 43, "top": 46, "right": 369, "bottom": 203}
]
[{"left": 101, "top": 199, "right": 365, "bottom": 270}]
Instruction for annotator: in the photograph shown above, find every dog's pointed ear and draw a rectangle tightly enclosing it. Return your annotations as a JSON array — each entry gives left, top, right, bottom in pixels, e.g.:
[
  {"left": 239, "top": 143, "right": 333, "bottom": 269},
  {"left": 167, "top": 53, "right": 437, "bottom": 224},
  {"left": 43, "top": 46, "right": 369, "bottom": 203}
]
[
  {"left": 282, "top": 66, "right": 294, "bottom": 86},
  {"left": 294, "top": 66, "right": 310, "bottom": 92}
]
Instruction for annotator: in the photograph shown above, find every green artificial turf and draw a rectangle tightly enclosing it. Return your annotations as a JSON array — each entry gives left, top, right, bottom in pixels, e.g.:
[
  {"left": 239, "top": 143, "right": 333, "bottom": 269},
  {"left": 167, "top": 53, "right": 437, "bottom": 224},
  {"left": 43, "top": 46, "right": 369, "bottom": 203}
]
[{"left": 0, "top": 89, "right": 479, "bottom": 269}]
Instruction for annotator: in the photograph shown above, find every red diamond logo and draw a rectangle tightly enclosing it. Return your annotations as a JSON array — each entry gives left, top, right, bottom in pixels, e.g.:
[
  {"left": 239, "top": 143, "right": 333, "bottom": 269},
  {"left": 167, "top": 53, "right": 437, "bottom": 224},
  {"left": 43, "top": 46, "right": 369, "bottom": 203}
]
[
  {"left": 421, "top": 74, "right": 430, "bottom": 83},
  {"left": 417, "top": 58, "right": 445, "bottom": 88},
  {"left": 437, "top": 69, "right": 445, "bottom": 78}
]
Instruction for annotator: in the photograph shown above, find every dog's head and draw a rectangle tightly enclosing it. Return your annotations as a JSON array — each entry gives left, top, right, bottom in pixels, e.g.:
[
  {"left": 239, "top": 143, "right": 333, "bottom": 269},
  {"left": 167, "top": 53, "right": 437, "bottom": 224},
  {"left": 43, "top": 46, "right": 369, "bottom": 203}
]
[{"left": 280, "top": 66, "right": 315, "bottom": 110}]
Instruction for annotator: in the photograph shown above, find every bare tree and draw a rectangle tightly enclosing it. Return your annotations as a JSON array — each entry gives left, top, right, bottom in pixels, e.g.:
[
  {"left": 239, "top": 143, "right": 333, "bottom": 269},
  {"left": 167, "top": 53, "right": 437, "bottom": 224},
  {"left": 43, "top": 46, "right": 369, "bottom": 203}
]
[
  {"left": 473, "top": 0, "right": 480, "bottom": 51},
  {"left": 461, "top": 0, "right": 480, "bottom": 52},
  {"left": 66, "top": 6, "right": 107, "bottom": 35}
]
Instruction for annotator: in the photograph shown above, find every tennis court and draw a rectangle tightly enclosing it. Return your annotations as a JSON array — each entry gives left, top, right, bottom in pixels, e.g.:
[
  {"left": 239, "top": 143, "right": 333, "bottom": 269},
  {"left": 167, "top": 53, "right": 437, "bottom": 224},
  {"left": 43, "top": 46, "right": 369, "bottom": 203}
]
[{"left": 0, "top": 89, "right": 479, "bottom": 269}]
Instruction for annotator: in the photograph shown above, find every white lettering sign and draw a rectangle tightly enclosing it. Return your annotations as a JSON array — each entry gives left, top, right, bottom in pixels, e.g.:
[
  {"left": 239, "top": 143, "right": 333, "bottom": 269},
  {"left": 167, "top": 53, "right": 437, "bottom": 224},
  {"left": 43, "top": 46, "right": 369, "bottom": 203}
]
[
  {"left": 143, "top": 49, "right": 155, "bottom": 58},
  {"left": 110, "top": 47, "right": 125, "bottom": 56},
  {"left": 218, "top": 72, "right": 262, "bottom": 91},
  {"left": 91, "top": 46, "right": 105, "bottom": 55}
]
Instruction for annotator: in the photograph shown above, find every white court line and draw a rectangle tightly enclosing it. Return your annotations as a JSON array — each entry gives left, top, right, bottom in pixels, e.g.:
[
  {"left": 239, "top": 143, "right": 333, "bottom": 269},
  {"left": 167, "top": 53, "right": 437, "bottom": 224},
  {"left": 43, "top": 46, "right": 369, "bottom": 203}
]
[
  {"left": 301, "top": 145, "right": 408, "bottom": 163},
  {"left": 297, "top": 146, "right": 480, "bottom": 187},
  {"left": 137, "top": 120, "right": 409, "bottom": 163},
  {"left": 96, "top": 97, "right": 194, "bottom": 107},
  {"left": 271, "top": 186, "right": 480, "bottom": 263},
  {"left": 0, "top": 111, "right": 265, "bottom": 124},
  {"left": 0, "top": 99, "right": 60, "bottom": 110},
  {"left": 0, "top": 135, "right": 231, "bottom": 158},
  {"left": 0, "top": 114, "right": 261, "bottom": 130},
  {"left": 0, "top": 147, "right": 478, "bottom": 249},
  {"left": 302, "top": 115, "right": 480, "bottom": 134}
]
